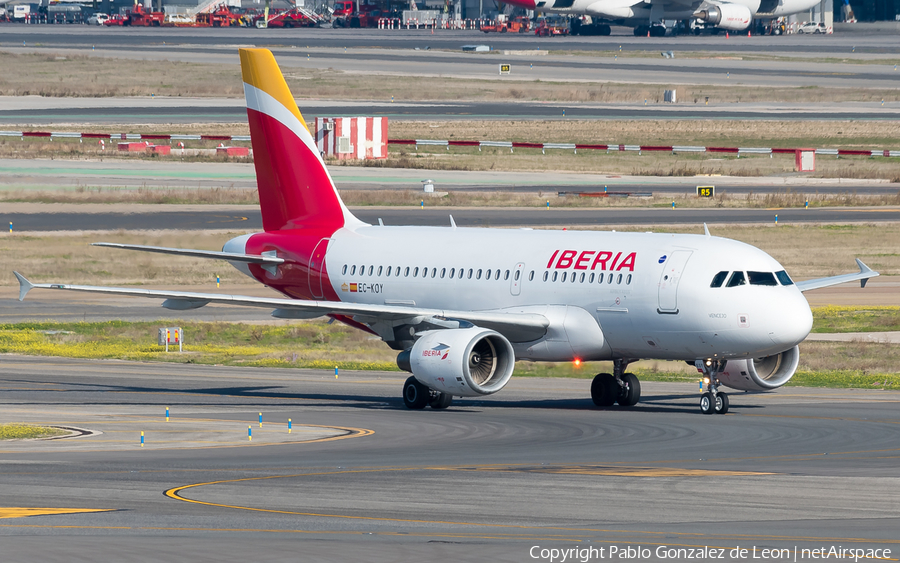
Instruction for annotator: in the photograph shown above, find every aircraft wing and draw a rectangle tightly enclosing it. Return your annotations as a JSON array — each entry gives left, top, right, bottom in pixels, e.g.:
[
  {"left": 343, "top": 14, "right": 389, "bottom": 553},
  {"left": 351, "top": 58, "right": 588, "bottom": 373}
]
[
  {"left": 795, "top": 259, "right": 879, "bottom": 292},
  {"left": 13, "top": 272, "right": 550, "bottom": 342}
]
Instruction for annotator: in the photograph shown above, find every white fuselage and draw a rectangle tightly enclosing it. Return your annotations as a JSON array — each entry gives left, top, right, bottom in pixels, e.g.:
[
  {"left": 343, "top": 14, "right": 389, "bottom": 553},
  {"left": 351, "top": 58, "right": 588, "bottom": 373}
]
[{"left": 300, "top": 226, "right": 812, "bottom": 363}]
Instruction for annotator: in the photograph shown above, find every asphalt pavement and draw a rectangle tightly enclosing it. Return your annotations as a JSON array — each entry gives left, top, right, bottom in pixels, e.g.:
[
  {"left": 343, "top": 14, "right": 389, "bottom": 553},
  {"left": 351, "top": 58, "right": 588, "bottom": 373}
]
[
  {"left": 1, "top": 355, "right": 898, "bottom": 562},
  {"left": 4, "top": 205, "right": 900, "bottom": 231}
]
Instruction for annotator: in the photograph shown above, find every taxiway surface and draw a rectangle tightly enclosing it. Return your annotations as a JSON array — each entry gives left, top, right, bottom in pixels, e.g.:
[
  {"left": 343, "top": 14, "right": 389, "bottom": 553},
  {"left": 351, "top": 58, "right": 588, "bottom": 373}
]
[
  {"left": 4, "top": 205, "right": 900, "bottom": 231},
  {"left": 1, "top": 355, "right": 898, "bottom": 562}
]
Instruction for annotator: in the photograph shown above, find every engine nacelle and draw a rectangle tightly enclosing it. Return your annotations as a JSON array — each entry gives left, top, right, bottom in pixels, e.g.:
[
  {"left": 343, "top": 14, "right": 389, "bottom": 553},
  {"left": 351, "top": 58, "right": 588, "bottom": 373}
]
[
  {"left": 695, "top": 3, "right": 752, "bottom": 30},
  {"left": 717, "top": 346, "right": 800, "bottom": 391},
  {"left": 397, "top": 327, "right": 515, "bottom": 397}
]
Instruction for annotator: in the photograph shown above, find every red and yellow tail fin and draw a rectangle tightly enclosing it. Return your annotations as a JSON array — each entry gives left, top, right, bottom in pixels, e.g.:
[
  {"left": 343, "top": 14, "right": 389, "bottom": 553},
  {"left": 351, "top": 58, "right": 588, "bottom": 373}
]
[{"left": 240, "top": 48, "right": 362, "bottom": 232}]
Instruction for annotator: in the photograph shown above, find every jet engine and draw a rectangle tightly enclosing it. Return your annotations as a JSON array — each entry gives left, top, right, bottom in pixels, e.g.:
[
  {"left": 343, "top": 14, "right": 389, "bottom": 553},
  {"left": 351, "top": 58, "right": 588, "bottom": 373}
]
[
  {"left": 397, "top": 327, "right": 515, "bottom": 397},
  {"left": 716, "top": 345, "right": 800, "bottom": 391},
  {"left": 695, "top": 3, "right": 752, "bottom": 30}
]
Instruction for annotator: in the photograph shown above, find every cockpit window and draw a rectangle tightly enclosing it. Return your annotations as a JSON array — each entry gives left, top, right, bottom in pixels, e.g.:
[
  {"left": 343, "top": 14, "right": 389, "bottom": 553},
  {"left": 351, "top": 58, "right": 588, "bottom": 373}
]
[
  {"left": 726, "top": 271, "right": 746, "bottom": 287},
  {"left": 775, "top": 270, "right": 794, "bottom": 286},
  {"left": 710, "top": 271, "right": 728, "bottom": 288},
  {"left": 748, "top": 271, "right": 778, "bottom": 286}
]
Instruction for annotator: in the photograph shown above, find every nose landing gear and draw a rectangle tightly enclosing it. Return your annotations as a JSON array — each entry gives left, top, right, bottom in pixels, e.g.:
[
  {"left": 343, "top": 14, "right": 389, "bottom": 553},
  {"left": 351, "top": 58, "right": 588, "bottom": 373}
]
[{"left": 697, "top": 359, "right": 729, "bottom": 415}]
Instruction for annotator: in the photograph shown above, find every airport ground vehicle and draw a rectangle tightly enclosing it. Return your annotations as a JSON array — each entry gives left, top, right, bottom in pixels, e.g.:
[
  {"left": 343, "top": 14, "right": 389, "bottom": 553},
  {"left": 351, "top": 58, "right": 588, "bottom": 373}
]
[
  {"left": 534, "top": 16, "right": 569, "bottom": 35},
  {"left": 330, "top": 0, "right": 380, "bottom": 27},
  {"left": 124, "top": 4, "right": 165, "bottom": 26},
  {"left": 14, "top": 48, "right": 879, "bottom": 415},
  {"left": 797, "top": 21, "right": 827, "bottom": 33},
  {"left": 481, "top": 15, "right": 530, "bottom": 33},
  {"left": 104, "top": 13, "right": 127, "bottom": 25},
  {"left": 197, "top": 4, "right": 246, "bottom": 26},
  {"left": 87, "top": 13, "right": 109, "bottom": 25}
]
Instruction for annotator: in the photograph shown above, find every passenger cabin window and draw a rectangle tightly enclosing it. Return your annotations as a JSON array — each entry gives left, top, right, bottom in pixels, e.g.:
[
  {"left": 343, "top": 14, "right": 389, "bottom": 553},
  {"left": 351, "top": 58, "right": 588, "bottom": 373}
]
[
  {"left": 377, "top": 266, "right": 383, "bottom": 276},
  {"left": 342, "top": 265, "right": 348, "bottom": 275},
  {"left": 458, "top": 269, "right": 464, "bottom": 279},
  {"left": 485, "top": 269, "right": 492, "bottom": 280},
  {"left": 350, "top": 265, "right": 356, "bottom": 275},
  {"left": 468, "top": 269, "right": 473, "bottom": 279},
  {"left": 626, "top": 274, "right": 632, "bottom": 285},
  {"left": 528, "top": 271, "right": 534, "bottom": 281},
  {"left": 431, "top": 268, "right": 437, "bottom": 278},
  {"left": 748, "top": 271, "right": 778, "bottom": 286},
  {"left": 726, "top": 271, "right": 746, "bottom": 287},
  {"left": 552, "top": 272, "right": 558, "bottom": 282},
  {"left": 386, "top": 266, "right": 392, "bottom": 276},
  {"left": 476, "top": 269, "right": 482, "bottom": 280},
  {"left": 775, "top": 270, "right": 794, "bottom": 286},
  {"left": 579, "top": 273, "right": 585, "bottom": 283},
  {"left": 589, "top": 273, "right": 595, "bottom": 283},
  {"left": 368, "top": 266, "right": 374, "bottom": 276},
  {"left": 561, "top": 272, "right": 567, "bottom": 282},
  {"left": 607, "top": 273, "right": 613, "bottom": 284},
  {"left": 449, "top": 268, "right": 455, "bottom": 278},
  {"left": 710, "top": 271, "right": 728, "bottom": 288},
  {"left": 542, "top": 272, "right": 548, "bottom": 282},
  {"left": 617, "top": 274, "right": 623, "bottom": 284},
  {"left": 404, "top": 267, "right": 410, "bottom": 277},
  {"left": 440, "top": 268, "right": 446, "bottom": 278}
]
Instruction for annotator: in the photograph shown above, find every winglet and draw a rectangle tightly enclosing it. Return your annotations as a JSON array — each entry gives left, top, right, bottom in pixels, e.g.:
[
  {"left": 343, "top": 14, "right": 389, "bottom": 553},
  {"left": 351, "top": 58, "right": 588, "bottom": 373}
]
[
  {"left": 856, "top": 258, "right": 874, "bottom": 288},
  {"left": 703, "top": 223, "right": 710, "bottom": 237},
  {"left": 14, "top": 271, "right": 34, "bottom": 301}
]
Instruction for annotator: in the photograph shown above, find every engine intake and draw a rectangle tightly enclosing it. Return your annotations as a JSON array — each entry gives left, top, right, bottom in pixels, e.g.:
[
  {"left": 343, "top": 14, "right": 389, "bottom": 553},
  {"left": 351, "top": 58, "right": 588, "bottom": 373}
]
[
  {"left": 695, "top": 3, "right": 752, "bottom": 30},
  {"left": 717, "top": 345, "right": 800, "bottom": 391},
  {"left": 397, "top": 327, "right": 515, "bottom": 397}
]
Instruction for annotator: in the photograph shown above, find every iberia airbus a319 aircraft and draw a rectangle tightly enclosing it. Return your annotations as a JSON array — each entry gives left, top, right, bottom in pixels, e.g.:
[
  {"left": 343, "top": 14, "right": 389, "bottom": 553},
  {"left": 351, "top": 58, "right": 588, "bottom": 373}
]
[{"left": 14, "top": 49, "right": 879, "bottom": 414}]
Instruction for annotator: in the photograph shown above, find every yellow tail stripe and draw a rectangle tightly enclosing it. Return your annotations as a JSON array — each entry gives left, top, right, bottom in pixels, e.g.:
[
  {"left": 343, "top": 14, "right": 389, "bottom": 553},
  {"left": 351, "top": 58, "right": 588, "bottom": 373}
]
[{"left": 239, "top": 48, "right": 307, "bottom": 133}]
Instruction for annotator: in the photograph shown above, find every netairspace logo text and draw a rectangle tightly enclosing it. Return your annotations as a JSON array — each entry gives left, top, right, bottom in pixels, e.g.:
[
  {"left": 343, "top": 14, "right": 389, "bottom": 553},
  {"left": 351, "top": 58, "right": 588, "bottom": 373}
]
[{"left": 529, "top": 545, "right": 892, "bottom": 563}]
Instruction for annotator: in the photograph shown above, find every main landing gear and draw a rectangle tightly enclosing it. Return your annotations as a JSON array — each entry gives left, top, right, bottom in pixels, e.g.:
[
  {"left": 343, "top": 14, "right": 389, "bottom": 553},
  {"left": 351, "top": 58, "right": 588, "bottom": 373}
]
[
  {"left": 591, "top": 359, "right": 641, "bottom": 407},
  {"left": 696, "top": 359, "right": 729, "bottom": 415},
  {"left": 402, "top": 376, "right": 453, "bottom": 410}
]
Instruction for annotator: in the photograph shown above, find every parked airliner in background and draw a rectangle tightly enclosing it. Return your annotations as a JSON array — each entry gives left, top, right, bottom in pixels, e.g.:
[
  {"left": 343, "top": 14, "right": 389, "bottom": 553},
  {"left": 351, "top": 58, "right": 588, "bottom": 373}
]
[
  {"left": 15, "top": 48, "right": 878, "bottom": 414},
  {"left": 504, "top": 0, "right": 820, "bottom": 36}
]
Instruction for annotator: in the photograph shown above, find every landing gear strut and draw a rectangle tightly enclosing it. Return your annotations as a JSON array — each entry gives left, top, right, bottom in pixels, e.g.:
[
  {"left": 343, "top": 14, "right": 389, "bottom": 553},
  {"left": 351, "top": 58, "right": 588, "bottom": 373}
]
[
  {"left": 696, "top": 359, "right": 729, "bottom": 415},
  {"left": 591, "top": 359, "right": 641, "bottom": 407}
]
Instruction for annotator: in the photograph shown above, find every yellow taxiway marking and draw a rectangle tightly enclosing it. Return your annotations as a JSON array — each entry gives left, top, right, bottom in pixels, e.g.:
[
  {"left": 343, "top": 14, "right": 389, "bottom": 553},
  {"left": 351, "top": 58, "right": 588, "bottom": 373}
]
[
  {"left": 0, "top": 507, "right": 113, "bottom": 519},
  {"left": 162, "top": 467, "right": 900, "bottom": 547}
]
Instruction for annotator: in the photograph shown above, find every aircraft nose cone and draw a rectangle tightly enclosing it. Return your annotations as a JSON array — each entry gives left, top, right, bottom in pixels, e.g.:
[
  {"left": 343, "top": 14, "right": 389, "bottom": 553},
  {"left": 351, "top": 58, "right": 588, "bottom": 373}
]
[{"left": 770, "top": 292, "right": 813, "bottom": 348}]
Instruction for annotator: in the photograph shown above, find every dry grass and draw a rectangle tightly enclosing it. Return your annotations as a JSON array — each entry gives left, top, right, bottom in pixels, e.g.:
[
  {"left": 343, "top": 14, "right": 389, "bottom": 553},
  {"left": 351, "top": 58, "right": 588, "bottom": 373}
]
[
  {"left": 345, "top": 149, "right": 900, "bottom": 181},
  {"left": 2, "top": 224, "right": 898, "bottom": 287},
  {"left": 0, "top": 187, "right": 259, "bottom": 205},
  {"left": 2, "top": 51, "right": 899, "bottom": 103},
  {"left": 390, "top": 120, "right": 900, "bottom": 150},
  {"left": 798, "top": 341, "right": 900, "bottom": 373}
]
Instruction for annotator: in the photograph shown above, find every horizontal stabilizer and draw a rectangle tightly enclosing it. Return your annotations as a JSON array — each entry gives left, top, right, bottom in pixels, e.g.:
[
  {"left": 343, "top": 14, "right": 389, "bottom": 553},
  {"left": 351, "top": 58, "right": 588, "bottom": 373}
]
[
  {"left": 13, "top": 271, "right": 34, "bottom": 302},
  {"left": 93, "top": 243, "right": 285, "bottom": 266},
  {"left": 795, "top": 259, "right": 879, "bottom": 292}
]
